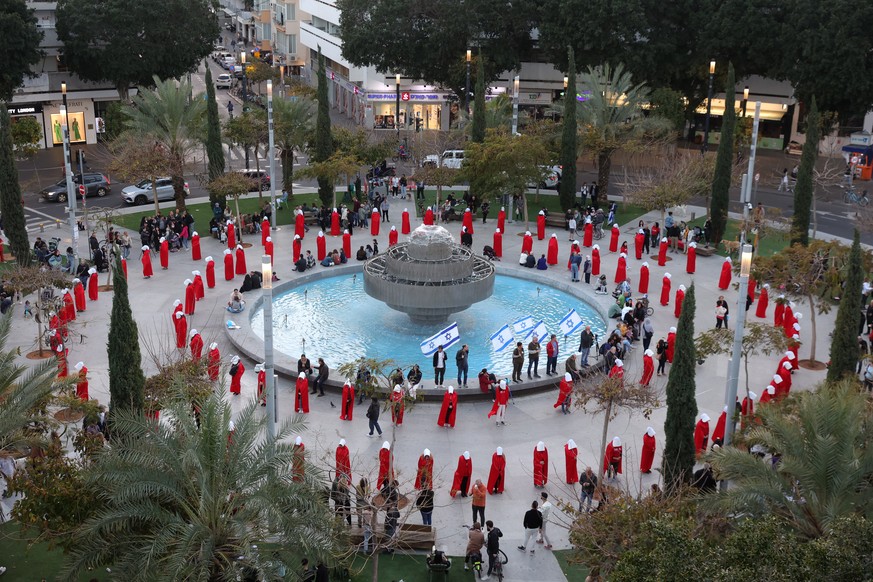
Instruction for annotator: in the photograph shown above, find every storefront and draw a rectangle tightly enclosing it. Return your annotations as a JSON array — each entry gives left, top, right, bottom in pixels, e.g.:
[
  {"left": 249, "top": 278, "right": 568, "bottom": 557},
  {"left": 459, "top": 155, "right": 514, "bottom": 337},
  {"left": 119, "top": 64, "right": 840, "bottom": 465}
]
[
  {"left": 366, "top": 92, "right": 448, "bottom": 131},
  {"left": 41, "top": 99, "right": 98, "bottom": 148}
]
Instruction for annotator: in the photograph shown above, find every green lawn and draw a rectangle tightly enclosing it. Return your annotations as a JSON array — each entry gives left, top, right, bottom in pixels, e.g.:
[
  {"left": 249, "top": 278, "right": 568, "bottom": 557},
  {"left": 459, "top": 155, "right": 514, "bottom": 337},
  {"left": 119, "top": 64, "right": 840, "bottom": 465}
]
[
  {"left": 0, "top": 522, "right": 110, "bottom": 581},
  {"left": 553, "top": 549, "right": 590, "bottom": 582},
  {"left": 683, "top": 215, "right": 789, "bottom": 257}
]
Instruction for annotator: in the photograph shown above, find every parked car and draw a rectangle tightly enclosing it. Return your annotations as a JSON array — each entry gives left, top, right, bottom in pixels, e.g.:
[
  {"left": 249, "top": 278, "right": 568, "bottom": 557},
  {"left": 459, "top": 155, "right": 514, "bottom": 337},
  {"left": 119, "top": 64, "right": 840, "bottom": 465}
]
[
  {"left": 220, "top": 56, "right": 237, "bottom": 70},
  {"left": 536, "top": 165, "right": 562, "bottom": 189},
  {"left": 234, "top": 169, "right": 270, "bottom": 191},
  {"left": 215, "top": 73, "right": 233, "bottom": 89},
  {"left": 121, "top": 178, "right": 190, "bottom": 205},
  {"left": 785, "top": 140, "right": 803, "bottom": 155},
  {"left": 422, "top": 149, "right": 465, "bottom": 169},
  {"left": 213, "top": 51, "right": 232, "bottom": 64},
  {"left": 40, "top": 173, "right": 111, "bottom": 203}
]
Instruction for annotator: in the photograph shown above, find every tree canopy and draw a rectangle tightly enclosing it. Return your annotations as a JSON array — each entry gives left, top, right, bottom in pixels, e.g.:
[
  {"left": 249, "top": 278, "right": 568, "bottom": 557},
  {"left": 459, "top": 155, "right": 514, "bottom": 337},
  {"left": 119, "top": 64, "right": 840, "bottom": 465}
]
[
  {"left": 0, "top": 0, "right": 43, "bottom": 101},
  {"left": 56, "top": 0, "right": 218, "bottom": 99}
]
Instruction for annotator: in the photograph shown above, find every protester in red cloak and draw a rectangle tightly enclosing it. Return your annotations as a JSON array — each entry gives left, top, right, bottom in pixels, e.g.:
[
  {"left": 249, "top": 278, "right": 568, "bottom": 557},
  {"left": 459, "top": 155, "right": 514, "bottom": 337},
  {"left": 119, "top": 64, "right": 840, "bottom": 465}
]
[
  {"left": 533, "top": 441, "right": 548, "bottom": 487},
  {"left": 74, "top": 362, "right": 89, "bottom": 400},
  {"left": 229, "top": 355, "right": 244, "bottom": 395},
  {"left": 340, "top": 379, "right": 354, "bottom": 420},
  {"left": 415, "top": 449, "right": 434, "bottom": 489},
  {"left": 207, "top": 342, "right": 220, "bottom": 380},
  {"left": 640, "top": 428, "right": 656, "bottom": 473},
  {"left": 565, "top": 439, "right": 579, "bottom": 484},
  {"left": 189, "top": 330, "right": 203, "bottom": 360},
  {"left": 295, "top": 372, "right": 310, "bottom": 413},
  {"left": 437, "top": 386, "right": 458, "bottom": 427},
  {"left": 487, "top": 447, "right": 506, "bottom": 494},
  {"left": 378, "top": 441, "right": 394, "bottom": 488},
  {"left": 336, "top": 439, "right": 351, "bottom": 484},
  {"left": 451, "top": 451, "right": 472, "bottom": 497},
  {"left": 694, "top": 414, "right": 711, "bottom": 456}
]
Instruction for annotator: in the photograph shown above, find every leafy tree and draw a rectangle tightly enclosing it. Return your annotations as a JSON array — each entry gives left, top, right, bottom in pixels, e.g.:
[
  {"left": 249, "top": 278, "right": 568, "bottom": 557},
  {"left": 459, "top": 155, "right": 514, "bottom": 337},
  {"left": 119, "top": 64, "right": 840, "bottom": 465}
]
[
  {"left": 623, "top": 152, "right": 714, "bottom": 224},
  {"left": 0, "top": 104, "right": 31, "bottom": 266},
  {"left": 4, "top": 266, "right": 73, "bottom": 356},
  {"left": 109, "top": 134, "right": 176, "bottom": 216},
  {"left": 244, "top": 60, "right": 278, "bottom": 95},
  {"left": 122, "top": 76, "right": 205, "bottom": 212},
  {"left": 648, "top": 88, "right": 686, "bottom": 135},
  {"left": 107, "top": 253, "right": 145, "bottom": 427},
  {"left": 56, "top": 0, "right": 218, "bottom": 100},
  {"left": 709, "top": 62, "right": 736, "bottom": 246},
  {"left": 224, "top": 109, "right": 267, "bottom": 199},
  {"left": 827, "top": 230, "right": 862, "bottom": 382},
  {"left": 0, "top": 0, "right": 43, "bottom": 100},
  {"left": 577, "top": 64, "right": 674, "bottom": 199},
  {"left": 10, "top": 115, "right": 42, "bottom": 158},
  {"left": 61, "top": 394, "right": 342, "bottom": 580},
  {"left": 297, "top": 152, "right": 360, "bottom": 209},
  {"left": 273, "top": 96, "right": 315, "bottom": 197},
  {"left": 695, "top": 323, "right": 788, "bottom": 396},
  {"left": 707, "top": 381, "right": 873, "bottom": 539},
  {"left": 313, "top": 48, "right": 334, "bottom": 206},
  {"left": 204, "top": 68, "right": 225, "bottom": 181},
  {"left": 663, "top": 284, "right": 698, "bottom": 493},
  {"left": 336, "top": 0, "right": 536, "bottom": 99},
  {"left": 558, "top": 47, "right": 578, "bottom": 211},
  {"left": 470, "top": 54, "right": 486, "bottom": 143},
  {"left": 791, "top": 97, "right": 819, "bottom": 245},
  {"left": 208, "top": 172, "right": 260, "bottom": 243}
]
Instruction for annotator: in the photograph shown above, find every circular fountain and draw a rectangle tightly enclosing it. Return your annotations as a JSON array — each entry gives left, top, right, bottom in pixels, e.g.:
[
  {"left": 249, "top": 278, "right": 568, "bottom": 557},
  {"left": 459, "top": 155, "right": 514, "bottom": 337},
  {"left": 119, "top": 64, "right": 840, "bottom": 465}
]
[{"left": 363, "top": 224, "right": 495, "bottom": 323}]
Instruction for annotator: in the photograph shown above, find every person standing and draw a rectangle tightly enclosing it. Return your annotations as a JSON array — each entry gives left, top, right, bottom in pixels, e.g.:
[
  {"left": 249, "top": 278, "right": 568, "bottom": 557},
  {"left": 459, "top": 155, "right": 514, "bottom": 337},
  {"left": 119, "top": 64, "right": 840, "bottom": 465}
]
[
  {"left": 485, "top": 520, "right": 503, "bottom": 579},
  {"left": 433, "top": 345, "right": 447, "bottom": 387},
  {"left": 583, "top": 255, "right": 592, "bottom": 284},
  {"left": 465, "top": 522, "right": 486, "bottom": 571},
  {"left": 517, "top": 501, "right": 543, "bottom": 554},
  {"left": 366, "top": 396, "right": 382, "bottom": 437},
  {"left": 656, "top": 338, "right": 668, "bottom": 376},
  {"left": 527, "top": 334, "right": 541, "bottom": 379},
  {"left": 545, "top": 334, "right": 559, "bottom": 376},
  {"left": 416, "top": 487, "right": 435, "bottom": 526},
  {"left": 471, "top": 479, "right": 487, "bottom": 526},
  {"left": 578, "top": 326, "right": 594, "bottom": 367},
  {"left": 456, "top": 344, "right": 470, "bottom": 388},
  {"left": 579, "top": 467, "right": 597, "bottom": 512},
  {"left": 511, "top": 342, "right": 524, "bottom": 383},
  {"left": 537, "top": 492, "right": 553, "bottom": 549},
  {"left": 641, "top": 317, "right": 654, "bottom": 351},
  {"left": 312, "top": 358, "right": 329, "bottom": 396}
]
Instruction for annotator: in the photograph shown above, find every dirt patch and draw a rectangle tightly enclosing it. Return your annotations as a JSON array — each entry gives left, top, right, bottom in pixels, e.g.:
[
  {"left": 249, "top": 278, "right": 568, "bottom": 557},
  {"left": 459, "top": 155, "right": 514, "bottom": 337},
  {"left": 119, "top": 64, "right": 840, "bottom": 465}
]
[
  {"left": 798, "top": 359, "right": 827, "bottom": 371},
  {"left": 97, "top": 285, "right": 114, "bottom": 292},
  {"left": 26, "top": 350, "right": 55, "bottom": 360},
  {"left": 54, "top": 408, "right": 85, "bottom": 423}
]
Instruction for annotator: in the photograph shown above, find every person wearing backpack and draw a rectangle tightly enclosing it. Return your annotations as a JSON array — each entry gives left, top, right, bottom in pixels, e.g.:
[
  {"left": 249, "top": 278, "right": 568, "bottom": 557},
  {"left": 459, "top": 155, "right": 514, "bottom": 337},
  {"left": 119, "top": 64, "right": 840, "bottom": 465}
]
[
  {"left": 862, "top": 357, "right": 873, "bottom": 392},
  {"left": 366, "top": 396, "right": 382, "bottom": 437}
]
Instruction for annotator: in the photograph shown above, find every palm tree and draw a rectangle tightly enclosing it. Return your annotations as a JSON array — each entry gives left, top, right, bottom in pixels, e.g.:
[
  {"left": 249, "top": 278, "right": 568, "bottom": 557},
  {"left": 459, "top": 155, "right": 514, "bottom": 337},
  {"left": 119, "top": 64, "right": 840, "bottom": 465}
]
[
  {"left": 122, "top": 76, "right": 205, "bottom": 212},
  {"left": 577, "top": 64, "right": 674, "bottom": 198},
  {"left": 61, "top": 394, "right": 343, "bottom": 581},
  {"left": 272, "top": 96, "right": 315, "bottom": 198},
  {"left": 707, "top": 381, "right": 873, "bottom": 539},
  {"left": 0, "top": 312, "right": 57, "bottom": 454}
]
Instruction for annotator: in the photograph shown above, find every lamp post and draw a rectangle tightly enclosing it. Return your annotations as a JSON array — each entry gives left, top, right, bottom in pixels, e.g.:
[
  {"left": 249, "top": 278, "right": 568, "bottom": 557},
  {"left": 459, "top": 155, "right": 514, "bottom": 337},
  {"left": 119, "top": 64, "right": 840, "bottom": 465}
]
[
  {"left": 511, "top": 75, "right": 520, "bottom": 136},
  {"left": 61, "top": 82, "right": 79, "bottom": 265},
  {"left": 241, "top": 52, "right": 249, "bottom": 169},
  {"left": 395, "top": 73, "right": 401, "bottom": 139},
  {"left": 741, "top": 85, "right": 749, "bottom": 117},
  {"left": 722, "top": 244, "right": 753, "bottom": 462},
  {"left": 266, "top": 80, "right": 277, "bottom": 230},
  {"left": 702, "top": 60, "right": 715, "bottom": 154},
  {"left": 262, "top": 255, "right": 276, "bottom": 438},
  {"left": 740, "top": 101, "right": 762, "bottom": 245},
  {"left": 465, "top": 49, "right": 472, "bottom": 115}
]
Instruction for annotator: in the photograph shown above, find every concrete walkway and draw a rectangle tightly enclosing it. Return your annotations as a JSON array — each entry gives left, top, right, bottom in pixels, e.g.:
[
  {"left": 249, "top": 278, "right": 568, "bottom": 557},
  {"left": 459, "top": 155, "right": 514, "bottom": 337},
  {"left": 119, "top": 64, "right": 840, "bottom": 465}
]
[{"left": 2, "top": 194, "right": 840, "bottom": 581}]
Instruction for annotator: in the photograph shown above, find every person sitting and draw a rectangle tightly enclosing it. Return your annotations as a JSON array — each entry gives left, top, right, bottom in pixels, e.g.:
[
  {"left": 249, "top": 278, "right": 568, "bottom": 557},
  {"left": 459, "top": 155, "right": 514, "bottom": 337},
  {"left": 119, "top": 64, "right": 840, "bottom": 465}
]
[
  {"left": 426, "top": 548, "right": 451, "bottom": 572},
  {"left": 338, "top": 249, "right": 348, "bottom": 264},
  {"left": 47, "top": 249, "right": 64, "bottom": 270},
  {"left": 536, "top": 254, "right": 548, "bottom": 270},
  {"left": 320, "top": 255, "right": 334, "bottom": 267},
  {"left": 239, "top": 274, "right": 253, "bottom": 293},
  {"left": 356, "top": 246, "right": 368, "bottom": 261},
  {"left": 248, "top": 270, "right": 263, "bottom": 289},
  {"left": 407, "top": 364, "right": 423, "bottom": 395},
  {"left": 478, "top": 368, "right": 496, "bottom": 393},
  {"left": 482, "top": 245, "right": 497, "bottom": 261},
  {"left": 227, "top": 289, "right": 245, "bottom": 313},
  {"left": 365, "top": 245, "right": 374, "bottom": 259},
  {"left": 294, "top": 256, "right": 307, "bottom": 272},
  {"left": 303, "top": 250, "right": 316, "bottom": 270},
  {"left": 595, "top": 275, "right": 609, "bottom": 295},
  {"left": 607, "top": 302, "right": 623, "bottom": 319}
]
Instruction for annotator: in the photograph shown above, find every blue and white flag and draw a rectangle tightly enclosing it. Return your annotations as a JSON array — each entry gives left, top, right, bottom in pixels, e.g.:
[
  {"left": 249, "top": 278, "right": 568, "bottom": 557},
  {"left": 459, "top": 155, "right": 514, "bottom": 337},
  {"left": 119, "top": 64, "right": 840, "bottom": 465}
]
[
  {"left": 420, "top": 322, "right": 461, "bottom": 356},
  {"left": 489, "top": 324, "right": 514, "bottom": 352},
  {"left": 512, "top": 315, "right": 535, "bottom": 335},
  {"left": 524, "top": 320, "right": 549, "bottom": 342},
  {"left": 558, "top": 309, "right": 584, "bottom": 336}
]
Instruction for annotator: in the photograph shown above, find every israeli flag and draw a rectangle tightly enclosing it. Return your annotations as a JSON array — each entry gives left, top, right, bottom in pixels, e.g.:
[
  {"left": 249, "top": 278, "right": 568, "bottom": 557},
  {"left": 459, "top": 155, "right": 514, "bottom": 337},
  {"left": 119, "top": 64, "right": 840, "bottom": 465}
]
[
  {"left": 420, "top": 322, "right": 461, "bottom": 356},
  {"left": 489, "top": 324, "right": 514, "bottom": 352},
  {"left": 524, "top": 320, "right": 548, "bottom": 342},
  {"left": 558, "top": 309, "right": 584, "bottom": 336},
  {"left": 512, "top": 315, "right": 535, "bottom": 335}
]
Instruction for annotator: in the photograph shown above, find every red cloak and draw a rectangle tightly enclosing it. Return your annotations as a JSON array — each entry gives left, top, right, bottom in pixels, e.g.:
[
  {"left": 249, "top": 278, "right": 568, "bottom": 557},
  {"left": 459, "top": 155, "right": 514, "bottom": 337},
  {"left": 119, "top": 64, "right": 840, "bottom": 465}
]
[
  {"left": 235, "top": 246, "right": 247, "bottom": 275},
  {"left": 330, "top": 210, "right": 340, "bottom": 236},
  {"left": 674, "top": 288, "right": 685, "bottom": 318},
  {"left": 207, "top": 347, "right": 220, "bottom": 381},
  {"left": 686, "top": 244, "right": 697, "bottom": 273},
  {"left": 192, "top": 233, "right": 201, "bottom": 260},
  {"left": 450, "top": 455, "right": 472, "bottom": 497},
  {"left": 694, "top": 420, "right": 710, "bottom": 455},
  {"left": 336, "top": 445, "right": 351, "bottom": 484},
  {"left": 756, "top": 286, "right": 769, "bottom": 318},
  {"left": 493, "top": 230, "right": 503, "bottom": 258},
  {"left": 390, "top": 389, "right": 405, "bottom": 425},
  {"left": 424, "top": 208, "right": 434, "bottom": 225},
  {"left": 224, "top": 252, "right": 234, "bottom": 281},
  {"left": 565, "top": 444, "right": 579, "bottom": 484},
  {"left": 295, "top": 212, "right": 306, "bottom": 239},
  {"left": 316, "top": 234, "right": 326, "bottom": 261},
  {"left": 174, "top": 314, "right": 187, "bottom": 349},
  {"left": 371, "top": 210, "right": 380, "bottom": 235},
  {"left": 160, "top": 239, "right": 169, "bottom": 269},
  {"left": 547, "top": 236, "right": 559, "bottom": 265},
  {"left": 292, "top": 238, "right": 302, "bottom": 263},
  {"left": 660, "top": 276, "right": 672, "bottom": 307},
  {"left": 401, "top": 210, "right": 411, "bottom": 234},
  {"left": 206, "top": 260, "right": 216, "bottom": 288},
  {"left": 497, "top": 208, "right": 505, "bottom": 232},
  {"left": 488, "top": 386, "right": 509, "bottom": 417},
  {"left": 415, "top": 454, "right": 434, "bottom": 489},
  {"left": 718, "top": 259, "right": 732, "bottom": 290},
  {"left": 121, "top": 257, "right": 128, "bottom": 279},
  {"left": 230, "top": 361, "right": 244, "bottom": 395},
  {"left": 521, "top": 233, "right": 533, "bottom": 254},
  {"left": 340, "top": 382, "right": 354, "bottom": 420},
  {"left": 257, "top": 369, "right": 266, "bottom": 404},
  {"left": 463, "top": 210, "right": 474, "bottom": 234},
  {"left": 640, "top": 354, "right": 654, "bottom": 386},
  {"left": 537, "top": 214, "right": 545, "bottom": 240},
  {"left": 342, "top": 232, "right": 352, "bottom": 257},
  {"left": 226, "top": 223, "right": 236, "bottom": 249},
  {"left": 88, "top": 272, "right": 98, "bottom": 300},
  {"left": 295, "top": 376, "right": 310, "bottom": 413},
  {"left": 614, "top": 254, "right": 627, "bottom": 283},
  {"left": 378, "top": 447, "right": 394, "bottom": 488},
  {"left": 437, "top": 389, "right": 458, "bottom": 427},
  {"left": 658, "top": 238, "right": 668, "bottom": 266},
  {"left": 487, "top": 452, "right": 506, "bottom": 494},
  {"left": 667, "top": 331, "right": 676, "bottom": 363},
  {"left": 775, "top": 300, "right": 786, "bottom": 327},
  {"left": 603, "top": 442, "right": 622, "bottom": 474},
  {"left": 193, "top": 275, "right": 205, "bottom": 300},
  {"left": 74, "top": 282, "right": 86, "bottom": 311},
  {"left": 265, "top": 239, "right": 274, "bottom": 265},
  {"left": 592, "top": 247, "right": 601, "bottom": 275},
  {"left": 553, "top": 378, "right": 572, "bottom": 408},
  {"left": 292, "top": 444, "right": 305, "bottom": 481},
  {"left": 190, "top": 333, "right": 203, "bottom": 360},
  {"left": 583, "top": 222, "right": 593, "bottom": 247},
  {"left": 76, "top": 366, "right": 89, "bottom": 400},
  {"left": 640, "top": 433, "right": 656, "bottom": 473},
  {"left": 388, "top": 228, "right": 398, "bottom": 247},
  {"left": 185, "top": 283, "right": 196, "bottom": 315},
  {"left": 609, "top": 225, "right": 619, "bottom": 252},
  {"left": 634, "top": 232, "right": 645, "bottom": 260},
  {"left": 533, "top": 446, "right": 549, "bottom": 486},
  {"left": 262, "top": 219, "right": 270, "bottom": 246},
  {"left": 712, "top": 410, "right": 727, "bottom": 444}
]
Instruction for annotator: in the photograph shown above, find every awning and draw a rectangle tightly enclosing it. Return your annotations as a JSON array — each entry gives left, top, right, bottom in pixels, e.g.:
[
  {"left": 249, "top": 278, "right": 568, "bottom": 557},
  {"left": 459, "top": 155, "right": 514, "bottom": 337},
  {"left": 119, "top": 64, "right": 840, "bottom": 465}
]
[{"left": 842, "top": 145, "right": 873, "bottom": 155}]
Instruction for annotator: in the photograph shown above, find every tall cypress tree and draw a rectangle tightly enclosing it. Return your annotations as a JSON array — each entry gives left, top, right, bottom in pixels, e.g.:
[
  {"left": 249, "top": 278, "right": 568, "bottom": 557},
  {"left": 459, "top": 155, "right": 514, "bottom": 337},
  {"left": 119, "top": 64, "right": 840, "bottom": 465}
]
[
  {"left": 314, "top": 47, "right": 334, "bottom": 206},
  {"left": 107, "top": 253, "right": 144, "bottom": 430},
  {"left": 204, "top": 67, "right": 225, "bottom": 181},
  {"left": 709, "top": 63, "right": 735, "bottom": 247},
  {"left": 0, "top": 104, "right": 31, "bottom": 266},
  {"left": 791, "top": 97, "right": 819, "bottom": 246},
  {"left": 663, "top": 284, "right": 698, "bottom": 494},
  {"left": 558, "top": 47, "right": 578, "bottom": 211},
  {"left": 470, "top": 54, "right": 486, "bottom": 144},
  {"left": 827, "top": 230, "right": 862, "bottom": 382}
]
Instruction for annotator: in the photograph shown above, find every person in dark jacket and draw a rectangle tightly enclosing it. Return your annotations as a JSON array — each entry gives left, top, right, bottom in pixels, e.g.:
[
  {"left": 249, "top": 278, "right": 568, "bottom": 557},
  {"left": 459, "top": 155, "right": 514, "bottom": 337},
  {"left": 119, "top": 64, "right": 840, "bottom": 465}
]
[
  {"left": 517, "top": 501, "right": 543, "bottom": 553},
  {"left": 486, "top": 520, "right": 503, "bottom": 577},
  {"left": 366, "top": 397, "right": 382, "bottom": 437},
  {"left": 312, "top": 358, "right": 329, "bottom": 396}
]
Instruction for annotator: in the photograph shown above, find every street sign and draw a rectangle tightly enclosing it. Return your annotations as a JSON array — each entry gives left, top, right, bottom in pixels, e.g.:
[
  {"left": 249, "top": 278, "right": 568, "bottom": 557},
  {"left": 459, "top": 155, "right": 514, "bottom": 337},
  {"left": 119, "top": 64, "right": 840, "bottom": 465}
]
[
  {"left": 401, "top": 92, "right": 410, "bottom": 101},
  {"left": 78, "top": 184, "right": 86, "bottom": 197}
]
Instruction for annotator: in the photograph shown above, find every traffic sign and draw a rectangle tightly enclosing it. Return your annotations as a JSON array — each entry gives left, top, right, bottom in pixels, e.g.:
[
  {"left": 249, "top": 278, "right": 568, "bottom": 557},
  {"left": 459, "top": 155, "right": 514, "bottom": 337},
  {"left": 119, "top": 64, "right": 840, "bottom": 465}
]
[
  {"left": 78, "top": 184, "right": 86, "bottom": 197},
  {"left": 401, "top": 92, "right": 410, "bottom": 101}
]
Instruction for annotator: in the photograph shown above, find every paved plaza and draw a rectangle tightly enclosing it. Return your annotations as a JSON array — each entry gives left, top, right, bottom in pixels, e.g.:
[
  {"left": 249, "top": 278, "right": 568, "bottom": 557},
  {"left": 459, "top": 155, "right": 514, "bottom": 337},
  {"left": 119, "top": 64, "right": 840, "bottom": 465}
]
[{"left": 3, "top": 193, "right": 840, "bottom": 580}]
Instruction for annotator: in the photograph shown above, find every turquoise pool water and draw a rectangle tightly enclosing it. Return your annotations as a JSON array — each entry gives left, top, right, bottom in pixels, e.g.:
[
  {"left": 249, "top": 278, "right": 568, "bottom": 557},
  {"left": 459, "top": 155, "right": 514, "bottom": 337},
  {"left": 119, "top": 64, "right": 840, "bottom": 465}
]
[{"left": 250, "top": 274, "right": 607, "bottom": 377}]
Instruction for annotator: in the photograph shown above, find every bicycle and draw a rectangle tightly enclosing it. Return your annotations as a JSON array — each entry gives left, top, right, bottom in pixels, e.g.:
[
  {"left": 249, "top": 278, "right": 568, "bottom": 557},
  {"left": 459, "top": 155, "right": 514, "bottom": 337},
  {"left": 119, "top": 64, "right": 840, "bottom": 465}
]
[
  {"left": 841, "top": 185, "right": 870, "bottom": 207},
  {"left": 489, "top": 549, "right": 508, "bottom": 581},
  {"left": 593, "top": 223, "right": 604, "bottom": 240}
]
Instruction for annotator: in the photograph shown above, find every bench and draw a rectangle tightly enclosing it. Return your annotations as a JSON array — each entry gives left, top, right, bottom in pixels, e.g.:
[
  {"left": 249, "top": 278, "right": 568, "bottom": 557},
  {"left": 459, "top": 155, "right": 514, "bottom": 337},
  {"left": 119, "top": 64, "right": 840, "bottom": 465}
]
[
  {"left": 545, "top": 215, "right": 566, "bottom": 229},
  {"left": 347, "top": 522, "right": 437, "bottom": 551}
]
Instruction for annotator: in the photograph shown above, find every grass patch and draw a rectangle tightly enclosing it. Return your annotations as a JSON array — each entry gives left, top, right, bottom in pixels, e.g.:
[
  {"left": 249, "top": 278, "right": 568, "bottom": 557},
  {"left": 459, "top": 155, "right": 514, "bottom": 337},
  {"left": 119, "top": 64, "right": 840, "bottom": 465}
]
[
  {"left": 682, "top": 216, "right": 789, "bottom": 257},
  {"left": 553, "top": 549, "right": 590, "bottom": 582},
  {"left": 0, "top": 521, "right": 110, "bottom": 581},
  {"left": 346, "top": 552, "right": 471, "bottom": 581}
]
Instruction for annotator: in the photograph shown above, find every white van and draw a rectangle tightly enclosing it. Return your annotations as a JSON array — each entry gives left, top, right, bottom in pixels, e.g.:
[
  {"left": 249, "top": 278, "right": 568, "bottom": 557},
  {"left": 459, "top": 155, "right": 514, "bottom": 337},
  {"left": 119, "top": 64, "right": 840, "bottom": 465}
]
[{"left": 422, "top": 149, "right": 465, "bottom": 169}]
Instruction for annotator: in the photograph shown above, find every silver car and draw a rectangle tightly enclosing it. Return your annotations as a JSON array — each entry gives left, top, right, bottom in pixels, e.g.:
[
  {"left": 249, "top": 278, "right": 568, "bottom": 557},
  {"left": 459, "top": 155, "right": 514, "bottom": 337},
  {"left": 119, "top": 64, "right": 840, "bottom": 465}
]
[{"left": 122, "top": 178, "right": 190, "bottom": 205}]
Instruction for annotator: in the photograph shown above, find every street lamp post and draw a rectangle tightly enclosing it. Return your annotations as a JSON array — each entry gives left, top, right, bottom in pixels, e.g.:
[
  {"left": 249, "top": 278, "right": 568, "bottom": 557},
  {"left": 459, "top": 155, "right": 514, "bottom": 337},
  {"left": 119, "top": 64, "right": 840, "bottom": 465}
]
[
  {"left": 465, "top": 49, "right": 472, "bottom": 115},
  {"left": 262, "top": 255, "right": 276, "bottom": 438},
  {"left": 722, "top": 244, "right": 753, "bottom": 462},
  {"left": 395, "top": 73, "right": 401, "bottom": 139},
  {"left": 511, "top": 76, "right": 520, "bottom": 136},
  {"left": 741, "top": 85, "right": 749, "bottom": 117},
  {"left": 241, "top": 52, "right": 249, "bottom": 169},
  {"left": 702, "top": 60, "right": 715, "bottom": 154},
  {"left": 60, "top": 82, "right": 79, "bottom": 265},
  {"left": 740, "top": 101, "right": 762, "bottom": 245},
  {"left": 267, "top": 80, "right": 277, "bottom": 230}
]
